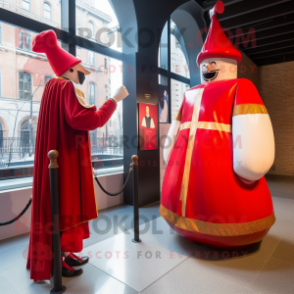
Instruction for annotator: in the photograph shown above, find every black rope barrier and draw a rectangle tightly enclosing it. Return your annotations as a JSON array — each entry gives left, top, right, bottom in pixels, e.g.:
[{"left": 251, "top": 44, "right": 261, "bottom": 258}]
[
  {"left": 0, "top": 196, "right": 32, "bottom": 226},
  {"left": 94, "top": 165, "right": 133, "bottom": 196}
]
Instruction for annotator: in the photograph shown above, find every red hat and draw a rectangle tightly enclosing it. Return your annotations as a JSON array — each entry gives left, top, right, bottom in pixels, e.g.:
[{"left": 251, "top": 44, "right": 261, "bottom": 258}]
[
  {"left": 32, "top": 30, "right": 82, "bottom": 76},
  {"left": 197, "top": 1, "right": 242, "bottom": 66}
]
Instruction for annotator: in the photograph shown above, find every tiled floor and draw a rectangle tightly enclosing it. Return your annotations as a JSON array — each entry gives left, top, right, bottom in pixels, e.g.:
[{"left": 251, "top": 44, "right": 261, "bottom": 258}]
[{"left": 0, "top": 174, "right": 294, "bottom": 294}]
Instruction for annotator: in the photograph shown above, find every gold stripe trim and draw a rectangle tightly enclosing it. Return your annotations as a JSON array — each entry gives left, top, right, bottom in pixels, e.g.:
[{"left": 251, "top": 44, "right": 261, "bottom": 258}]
[
  {"left": 180, "top": 88, "right": 204, "bottom": 217},
  {"left": 180, "top": 121, "right": 191, "bottom": 130},
  {"left": 180, "top": 121, "right": 231, "bottom": 133},
  {"left": 160, "top": 205, "right": 276, "bottom": 237},
  {"left": 233, "top": 104, "right": 268, "bottom": 116},
  {"left": 174, "top": 110, "right": 182, "bottom": 121}
]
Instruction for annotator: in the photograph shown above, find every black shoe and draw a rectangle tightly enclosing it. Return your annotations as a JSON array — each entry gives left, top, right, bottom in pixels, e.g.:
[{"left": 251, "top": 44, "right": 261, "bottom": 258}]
[
  {"left": 64, "top": 254, "right": 89, "bottom": 267},
  {"left": 62, "top": 265, "right": 83, "bottom": 278}
]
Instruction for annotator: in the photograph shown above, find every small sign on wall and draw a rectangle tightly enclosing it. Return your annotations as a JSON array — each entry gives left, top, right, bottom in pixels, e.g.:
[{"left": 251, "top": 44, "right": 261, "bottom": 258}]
[{"left": 138, "top": 103, "right": 158, "bottom": 150}]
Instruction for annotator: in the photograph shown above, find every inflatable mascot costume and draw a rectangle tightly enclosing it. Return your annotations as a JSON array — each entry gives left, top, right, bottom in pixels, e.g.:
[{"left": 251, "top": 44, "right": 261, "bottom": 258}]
[
  {"left": 27, "top": 30, "right": 129, "bottom": 281},
  {"left": 160, "top": 1, "right": 275, "bottom": 249}
]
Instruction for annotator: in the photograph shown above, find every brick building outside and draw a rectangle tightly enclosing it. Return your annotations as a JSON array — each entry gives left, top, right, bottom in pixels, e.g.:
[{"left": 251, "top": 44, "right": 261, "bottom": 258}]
[{"left": 0, "top": 0, "right": 122, "bottom": 168}]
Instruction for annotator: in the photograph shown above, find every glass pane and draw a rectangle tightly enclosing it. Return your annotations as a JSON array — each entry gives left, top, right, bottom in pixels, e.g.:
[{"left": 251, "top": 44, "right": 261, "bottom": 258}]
[
  {"left": 76, "top": 0, "right": 122, "bottom": 52},
  {"left": 0, "top": 23, "right": 57, "bottom": 176},
  {"left": 76, "top": 46, "right": 123, "bottom": 160},
  {"left": 171, "top": 79, "right": 189, "bottom": 119},
  {"left": 44, "top": 2, "right": 51, "bottom": 20},
  {"left": 158, "top": 74, "right": 170, "bottom": 123},
  {"left": 170, "top": 20, "right": 190, "bottom": 78},
  {"left": 158, "top": 21, "right": 168, "bottom": 69},
  {"left": 1, "top": 0, "right": 61, "bottom": 28}
]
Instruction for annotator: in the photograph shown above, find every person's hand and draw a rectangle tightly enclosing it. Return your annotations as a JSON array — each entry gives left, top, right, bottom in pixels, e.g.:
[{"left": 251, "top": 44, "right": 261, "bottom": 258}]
[{"left": 113, "top": 86, "right": 129, "bottom": 103}]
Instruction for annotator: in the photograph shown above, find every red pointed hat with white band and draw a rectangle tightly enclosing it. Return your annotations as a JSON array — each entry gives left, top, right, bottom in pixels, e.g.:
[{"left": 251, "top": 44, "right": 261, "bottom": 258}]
[
  {"left": 197, "top": 1, "right": 242, "bottom": 66},
  {"left": 32, "top": 30, "right": 82, "bottom": 76}
]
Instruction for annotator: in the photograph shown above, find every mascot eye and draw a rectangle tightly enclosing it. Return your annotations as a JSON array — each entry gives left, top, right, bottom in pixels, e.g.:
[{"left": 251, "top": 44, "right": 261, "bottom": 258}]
[
  {"left": 69, "top": 68, "right": 74, "bottom": 72},
  {"left": 211, "top": 62, "right": 216, "bottom": 65}
]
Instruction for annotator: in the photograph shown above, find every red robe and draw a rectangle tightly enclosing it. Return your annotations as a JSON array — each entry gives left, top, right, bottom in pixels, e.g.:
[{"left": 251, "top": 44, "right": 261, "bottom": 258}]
[
  {"left": 160, "top": 78, "right": 275, "bottom": 248},
  {"left": 27, "top": 77, "right": 117, "bottom": 281}
]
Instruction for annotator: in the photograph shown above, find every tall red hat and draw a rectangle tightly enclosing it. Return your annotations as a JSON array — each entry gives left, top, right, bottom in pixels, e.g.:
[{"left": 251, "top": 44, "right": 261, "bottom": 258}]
[
  {"left": 197, "top": 1, "right": 242, "bottom": 66},
  {"left": 32, "top": 30, "right": 82, "bottom": 76}
]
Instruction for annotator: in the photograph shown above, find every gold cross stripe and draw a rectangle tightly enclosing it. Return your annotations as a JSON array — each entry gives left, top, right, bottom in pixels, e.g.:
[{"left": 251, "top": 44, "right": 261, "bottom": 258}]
[{"left": 180, "top": 121, "right": 231, "bottom": 133}]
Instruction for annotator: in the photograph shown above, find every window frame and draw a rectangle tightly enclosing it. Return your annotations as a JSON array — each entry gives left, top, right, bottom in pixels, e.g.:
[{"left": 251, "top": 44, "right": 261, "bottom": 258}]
[
  {"left": 19, "top": 71, "right": 32, "bottom": 100},
  {"left": 158, "top": 19, "right": 190, "bottom": 124},
  {"left": 22, "top": 0, "right": 30, "bottom": 11},
  {"left": 0, "top": 0, "right": 125, "bottom": 184},
  {"left": 44, "top": 2, "right": 51, "bottom": 20},
  {"left": 19, "top": 29, "right": 31, "bottom": 50}
]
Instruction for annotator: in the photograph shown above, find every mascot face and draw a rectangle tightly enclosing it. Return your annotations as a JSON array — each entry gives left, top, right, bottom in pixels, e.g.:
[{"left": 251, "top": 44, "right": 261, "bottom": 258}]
[{"left": 200, "top": 58, "right": 237, "bottom": 84}]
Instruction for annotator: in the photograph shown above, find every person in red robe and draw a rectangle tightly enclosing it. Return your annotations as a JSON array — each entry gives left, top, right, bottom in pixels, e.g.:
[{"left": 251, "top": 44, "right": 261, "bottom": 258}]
[
  {"left": 161, "top": 1, "right": 275, "bottom": 249},
  {"left": 26, "top": 30, "right": 129, "bottom": 281}
]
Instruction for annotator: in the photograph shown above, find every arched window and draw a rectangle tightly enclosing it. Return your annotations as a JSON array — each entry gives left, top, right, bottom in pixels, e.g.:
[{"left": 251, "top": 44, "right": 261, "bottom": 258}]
[
  {"left": 89, "top": 83, "right": 95, "bottom": 105},
  {"left": 170, "top": 20, "right": 190, "bottom": 79},
  {"left": 19, "top": 71, "right": 32, "bottom": 99},
  {"left": 0, "top": 121, "right": 3, "bottom": 149},
  {"left": 44, "top": 2, "right": 51, "bottom": 20},
  {"left": 88, "top": 21, "right": 94, "bottom": 39}
]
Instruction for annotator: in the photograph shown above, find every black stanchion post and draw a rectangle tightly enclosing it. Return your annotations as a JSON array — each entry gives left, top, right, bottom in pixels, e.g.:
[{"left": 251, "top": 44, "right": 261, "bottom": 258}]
[
  {"left": 131, "top": 155, "right": 141, "bottom": 243},
  {"left": 48, "top": 150, "right": 66, "bottom": 294}
]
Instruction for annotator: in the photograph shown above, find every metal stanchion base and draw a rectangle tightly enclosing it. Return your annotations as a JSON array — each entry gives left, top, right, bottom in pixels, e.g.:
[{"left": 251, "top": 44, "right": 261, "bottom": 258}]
[
  {"left": 50, "top": 285, "right": 66, "bottom": 294},
  {"left": 132, "top": 238, "right": 142, "bottom": 243}
]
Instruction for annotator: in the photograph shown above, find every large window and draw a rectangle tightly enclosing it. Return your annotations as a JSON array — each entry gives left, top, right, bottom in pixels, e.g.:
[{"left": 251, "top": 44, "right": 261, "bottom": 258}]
[
  {"left": 0, "top": 3, "right": 124, "bottom": 187},
  {"left": 158, "top": 19, "right": 191, "bottom": 123},
  {"left": 0, "top": 23, "right": 55, "bottom": 182},
  {"left": 44, "top": 2, "right": 51, "bottom": 20}
]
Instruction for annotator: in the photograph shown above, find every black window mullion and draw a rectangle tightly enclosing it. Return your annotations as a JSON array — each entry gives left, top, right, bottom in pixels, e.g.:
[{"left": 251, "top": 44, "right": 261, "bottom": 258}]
[
  {"left": 158, "top": 68, "right": 190, "bottom": 85},
  {"left": 168, "top": 18, "right": 171, "bottom": 72},
  {"left": 68, "top": 0, "right": 76, "bottom": 56}
]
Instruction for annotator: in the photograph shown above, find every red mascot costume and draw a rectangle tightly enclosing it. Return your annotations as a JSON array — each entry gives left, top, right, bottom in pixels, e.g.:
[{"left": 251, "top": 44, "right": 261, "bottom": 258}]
[
  {"left": 26, "top": 30, "right": 128, "bottom": 281},
  {"left": 160, "top": 1, "right": 275, "bottom": 249}
]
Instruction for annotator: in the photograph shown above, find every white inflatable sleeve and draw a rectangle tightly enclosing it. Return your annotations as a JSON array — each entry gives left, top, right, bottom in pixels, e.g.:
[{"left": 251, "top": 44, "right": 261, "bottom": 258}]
[{"left": 233, "top": 113, "right": 275, "bottom": 181}]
